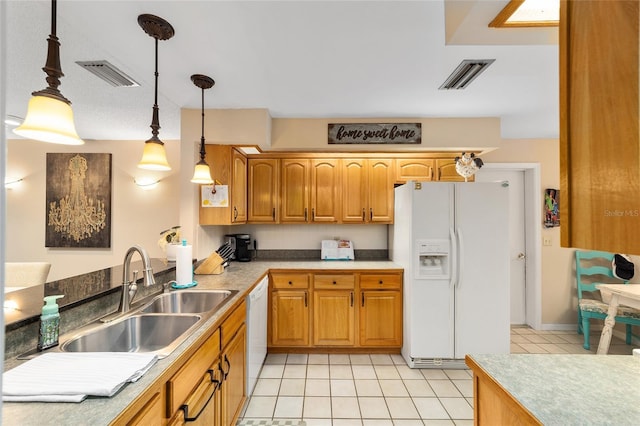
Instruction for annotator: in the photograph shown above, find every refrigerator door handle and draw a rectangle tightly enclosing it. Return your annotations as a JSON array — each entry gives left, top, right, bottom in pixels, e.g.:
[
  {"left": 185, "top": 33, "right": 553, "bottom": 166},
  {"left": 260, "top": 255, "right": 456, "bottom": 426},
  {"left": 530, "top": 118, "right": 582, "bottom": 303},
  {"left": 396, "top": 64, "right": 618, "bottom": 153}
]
[
  {"left": 450, "top": 227, "right": 458, "bottom": 288},
  {"left": 456, "top": 227, "right": 464, "bottom": 289}
]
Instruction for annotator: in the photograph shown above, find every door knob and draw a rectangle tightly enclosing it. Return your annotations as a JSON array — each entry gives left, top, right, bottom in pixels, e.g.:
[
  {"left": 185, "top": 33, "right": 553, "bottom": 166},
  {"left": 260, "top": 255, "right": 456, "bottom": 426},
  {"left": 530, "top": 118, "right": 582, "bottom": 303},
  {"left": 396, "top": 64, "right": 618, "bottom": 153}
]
[{"left": 517, "top": 252, "right": 526, "bottom": 260}]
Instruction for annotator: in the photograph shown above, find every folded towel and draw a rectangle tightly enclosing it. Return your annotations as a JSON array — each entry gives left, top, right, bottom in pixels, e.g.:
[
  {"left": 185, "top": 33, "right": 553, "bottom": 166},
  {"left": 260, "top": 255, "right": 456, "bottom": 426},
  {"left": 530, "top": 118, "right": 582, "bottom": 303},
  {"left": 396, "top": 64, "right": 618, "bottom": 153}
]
[{"left": 3, "top": 352, "right": 158, "bottom": 403}]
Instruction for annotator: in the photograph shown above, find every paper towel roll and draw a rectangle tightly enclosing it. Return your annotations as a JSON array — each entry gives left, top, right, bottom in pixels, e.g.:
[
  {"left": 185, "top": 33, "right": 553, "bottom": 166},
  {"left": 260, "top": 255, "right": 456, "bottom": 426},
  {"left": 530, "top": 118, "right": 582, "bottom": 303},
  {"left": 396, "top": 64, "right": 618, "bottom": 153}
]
[{"left": 175, "top": 243, "right": 193, "bottom": 285}]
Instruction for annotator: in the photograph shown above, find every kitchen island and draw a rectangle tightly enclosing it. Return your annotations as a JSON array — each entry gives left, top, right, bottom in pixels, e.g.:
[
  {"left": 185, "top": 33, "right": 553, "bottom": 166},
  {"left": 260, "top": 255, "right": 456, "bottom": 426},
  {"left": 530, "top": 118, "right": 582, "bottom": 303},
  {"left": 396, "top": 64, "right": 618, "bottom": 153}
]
[
  {"left": 465, "top": 353, "right": 640, "bottom": 425},
  {"left": 3, "top": 259, "right": 400, "bottom": 425}
]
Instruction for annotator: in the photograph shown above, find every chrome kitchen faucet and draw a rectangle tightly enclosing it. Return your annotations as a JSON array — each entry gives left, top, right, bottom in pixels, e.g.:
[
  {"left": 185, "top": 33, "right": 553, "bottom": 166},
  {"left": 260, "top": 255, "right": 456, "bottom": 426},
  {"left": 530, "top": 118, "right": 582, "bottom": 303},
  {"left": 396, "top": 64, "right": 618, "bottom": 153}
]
[{"left": 119, "top": 245, "right": 156, "bottom": 314}]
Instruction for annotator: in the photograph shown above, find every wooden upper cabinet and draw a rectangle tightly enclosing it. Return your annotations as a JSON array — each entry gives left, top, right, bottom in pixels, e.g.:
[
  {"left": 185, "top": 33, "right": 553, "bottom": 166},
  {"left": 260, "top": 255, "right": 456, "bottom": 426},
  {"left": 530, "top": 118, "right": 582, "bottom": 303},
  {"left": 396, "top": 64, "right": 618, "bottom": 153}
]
[
  {"left": 199, "top": 145, "right": 247, "bottom": 225},
  {"left": 341, "top": 159, "right": 394, "bottom": 223},
  {"left": 231, "top": 150, "right": 247, "bottom": 223},
  {"left": 368, "top": 159, "right": 394, "bottom": 222},
  {"left": 435, "top": 159, "right": 470, "bottom": 182},
  {"left": 280, "top": 159, "right": 310, "bottom": 223},
  {"left": 310, "top": 159, "right": 340, "bottom": 222},
  {"left": 248, "top": 158, "right": 279, "bottom": 223},
  {"left": 560, "top": 0, "right": 640, "bottom": 253},
  {"left": 280, "top": 158, "right": 340, "bottom": 223},
  {"left": 395, "top": 159, "right": 434, "bottom": 182}
]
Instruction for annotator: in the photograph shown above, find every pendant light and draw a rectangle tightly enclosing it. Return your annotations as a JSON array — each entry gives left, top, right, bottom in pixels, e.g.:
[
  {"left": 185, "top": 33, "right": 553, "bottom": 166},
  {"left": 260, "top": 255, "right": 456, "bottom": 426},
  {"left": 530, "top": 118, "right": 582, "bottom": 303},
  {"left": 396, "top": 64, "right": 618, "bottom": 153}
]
[
  {"left": 190, "top": 74, "right": 215, "bottom": 184},
  {"left": 137, "top": 14, "right": 174, "bottom": 171},
  {"left": 14, "top": 0, "right": 83, "bottom": 145}
]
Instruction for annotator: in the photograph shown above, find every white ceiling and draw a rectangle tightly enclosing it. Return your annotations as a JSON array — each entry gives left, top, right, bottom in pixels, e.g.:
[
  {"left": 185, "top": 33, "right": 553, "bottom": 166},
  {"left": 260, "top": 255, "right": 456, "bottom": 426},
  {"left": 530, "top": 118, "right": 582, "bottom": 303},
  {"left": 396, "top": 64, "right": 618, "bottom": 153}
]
[{"left": 3, "top": 0, "right": 559, "bottom": 142}]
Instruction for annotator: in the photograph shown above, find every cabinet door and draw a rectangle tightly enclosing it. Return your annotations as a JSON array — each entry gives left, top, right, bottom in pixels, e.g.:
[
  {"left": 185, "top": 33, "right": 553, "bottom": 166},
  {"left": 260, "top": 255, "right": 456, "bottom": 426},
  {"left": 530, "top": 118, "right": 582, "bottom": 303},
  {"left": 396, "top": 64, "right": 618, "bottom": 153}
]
[
  {"left": 359, "top": 291, "right": 402, "bottom": 347},
  {"left": 368, "top": 159, "right": 394, "bottom": 223},
  {"left": 221, "top": 325, "right": 246, "bottom": 426},
  {"left": 560, "top": 0, "right": 640, "bottom": 253},
  {"left": 248, "top": 158, "right": 279, "bottom": 223},
  {"left": 271, "top": 290, "right": 309, "bottom": 346},
  {"left": 435, "top": 159, "right": 470, "bottom": 182},
  {"left": 341, "top": 159, "right": 368, "bottom": 223},
  {"left": 310, "top": 158, "right": 340, "bottom": 222},
  {"left": 231, "top": 149, "right": 247, "bottom": 223},
  {"left": 396, "top": 159, "right": 434, "bottom": 183},
  {"left": 125, "top": 389, "right": 163, "bottom": 425},
  {"left": 313, "top": 290, "right": 355, "bottom": 346},
  {"left": 281, "top": 159, "right": 310, "bottom": 222}
]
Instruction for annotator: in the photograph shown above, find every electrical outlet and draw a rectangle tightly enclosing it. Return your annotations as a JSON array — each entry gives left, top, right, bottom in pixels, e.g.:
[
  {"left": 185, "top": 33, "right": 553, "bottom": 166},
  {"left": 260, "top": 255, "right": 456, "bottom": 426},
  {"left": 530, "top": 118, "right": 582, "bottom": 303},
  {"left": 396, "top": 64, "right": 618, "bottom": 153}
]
[{"left": 543, "top": 236, "right": 552, "bottom": 246}]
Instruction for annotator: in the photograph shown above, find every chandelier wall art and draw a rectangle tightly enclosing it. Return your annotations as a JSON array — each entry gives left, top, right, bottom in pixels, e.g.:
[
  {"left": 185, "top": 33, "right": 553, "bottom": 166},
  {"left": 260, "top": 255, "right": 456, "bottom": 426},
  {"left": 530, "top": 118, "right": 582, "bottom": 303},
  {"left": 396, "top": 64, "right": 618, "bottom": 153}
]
[{"left": 45, "top": 153, "right": 111, "bottom": 248}]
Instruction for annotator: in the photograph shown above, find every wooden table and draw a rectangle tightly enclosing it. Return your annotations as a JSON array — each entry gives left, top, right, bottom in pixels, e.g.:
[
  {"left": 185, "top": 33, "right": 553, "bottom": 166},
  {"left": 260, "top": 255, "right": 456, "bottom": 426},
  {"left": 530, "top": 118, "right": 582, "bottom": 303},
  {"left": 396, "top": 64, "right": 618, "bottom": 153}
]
[{"left": 596, "top": 284, "right": 640, "bottom": 354}]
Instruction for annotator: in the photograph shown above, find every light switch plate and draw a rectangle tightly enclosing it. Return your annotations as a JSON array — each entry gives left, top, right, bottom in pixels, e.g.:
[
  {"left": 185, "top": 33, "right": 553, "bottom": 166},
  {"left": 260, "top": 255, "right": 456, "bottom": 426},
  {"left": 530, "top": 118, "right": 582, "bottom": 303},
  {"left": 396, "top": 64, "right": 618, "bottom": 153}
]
[{"left": 543, "top": 236, "right": 552, "bottom": 246}]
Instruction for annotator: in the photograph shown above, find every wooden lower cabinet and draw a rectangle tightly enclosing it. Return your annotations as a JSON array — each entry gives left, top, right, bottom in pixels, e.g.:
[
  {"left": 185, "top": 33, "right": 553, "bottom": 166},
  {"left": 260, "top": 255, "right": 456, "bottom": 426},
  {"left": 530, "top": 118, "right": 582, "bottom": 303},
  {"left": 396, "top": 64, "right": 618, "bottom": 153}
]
[
  {"left": 124, "top": 387, "right": 163, "bottom": 425},
  {"left": 313, "top": 290, "right": 355, "bottom": 346},
  {"left": 269, "top": 270, "right": 403, "bottom": 351},
  {"left": 221, "top": 324, "right": 246, "bottom": 426},
  {"left": 271, "top": 290, "right": 309, "bottom": 346},
  {"left": 359, "top": 290, "right": 402, "bottom": 347},
  {"left": 466, "top": 355, "right": 541, "bottom": 425}
]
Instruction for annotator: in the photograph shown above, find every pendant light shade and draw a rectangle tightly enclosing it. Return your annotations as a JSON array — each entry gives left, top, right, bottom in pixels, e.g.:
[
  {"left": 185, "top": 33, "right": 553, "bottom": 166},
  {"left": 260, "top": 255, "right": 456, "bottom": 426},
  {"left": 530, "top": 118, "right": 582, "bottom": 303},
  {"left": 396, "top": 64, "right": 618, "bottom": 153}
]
[
  {"left": 190, "top": 74, "right": 215, "bottom": 185},
  {"left": 13, "top": 0, "right": 83, "bottom": 145},
  {"left": 137, "top": 14, "right": 174, "bottom": 171}
]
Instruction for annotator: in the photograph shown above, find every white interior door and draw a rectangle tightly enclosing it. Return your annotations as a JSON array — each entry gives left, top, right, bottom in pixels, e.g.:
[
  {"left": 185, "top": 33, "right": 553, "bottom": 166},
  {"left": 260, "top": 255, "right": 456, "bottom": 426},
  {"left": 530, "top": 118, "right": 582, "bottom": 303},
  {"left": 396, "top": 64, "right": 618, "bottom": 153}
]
[{"left": 475, "top": 169, "right": 527, "bottom": 324}]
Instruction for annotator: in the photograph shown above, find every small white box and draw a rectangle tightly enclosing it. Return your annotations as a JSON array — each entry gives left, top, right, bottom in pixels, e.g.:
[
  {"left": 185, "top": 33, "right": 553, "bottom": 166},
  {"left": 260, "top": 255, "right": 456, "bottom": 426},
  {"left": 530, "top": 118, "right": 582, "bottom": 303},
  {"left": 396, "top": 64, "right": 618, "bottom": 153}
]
[{"left": 321, "top": 240, "right": 354, "bottom": 261}]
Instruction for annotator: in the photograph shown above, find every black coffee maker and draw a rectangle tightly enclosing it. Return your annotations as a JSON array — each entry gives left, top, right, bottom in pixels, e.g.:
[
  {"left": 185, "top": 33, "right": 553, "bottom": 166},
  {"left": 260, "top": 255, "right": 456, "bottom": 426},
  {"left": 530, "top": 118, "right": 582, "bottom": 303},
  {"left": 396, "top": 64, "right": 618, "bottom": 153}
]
[{"left": 224, "top": 234, "right": 252, "bottom": 262}]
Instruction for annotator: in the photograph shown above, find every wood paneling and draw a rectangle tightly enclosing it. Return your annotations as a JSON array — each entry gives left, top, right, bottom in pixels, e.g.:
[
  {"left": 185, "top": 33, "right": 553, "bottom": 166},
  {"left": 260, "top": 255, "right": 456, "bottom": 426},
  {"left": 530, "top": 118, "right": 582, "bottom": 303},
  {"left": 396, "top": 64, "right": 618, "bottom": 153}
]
[{"left": 560, "top": 0, "right": 640, "bottom": 253}]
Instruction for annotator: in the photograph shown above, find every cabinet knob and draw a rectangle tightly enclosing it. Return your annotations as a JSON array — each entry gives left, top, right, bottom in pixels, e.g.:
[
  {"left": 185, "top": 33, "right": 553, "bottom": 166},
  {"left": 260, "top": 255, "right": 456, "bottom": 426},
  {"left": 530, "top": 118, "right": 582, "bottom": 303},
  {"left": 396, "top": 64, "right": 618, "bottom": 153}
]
[
  {"left": 288, "top": 281, "right": 293, "bottom": 285},
  {"left": 379, "top": 280, "right": 384, "bottom": 285},
  {"left": 332, "top": 280, "right": 337, "bottom": 285}
]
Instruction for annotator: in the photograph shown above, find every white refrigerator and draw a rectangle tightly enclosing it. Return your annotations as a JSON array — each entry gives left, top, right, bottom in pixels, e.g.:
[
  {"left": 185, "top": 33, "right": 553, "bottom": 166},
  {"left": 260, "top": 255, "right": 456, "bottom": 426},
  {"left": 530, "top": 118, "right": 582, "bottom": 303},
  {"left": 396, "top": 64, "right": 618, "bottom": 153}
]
[{"left": 389, "top": 181, "right": 510, "bottom": 368}]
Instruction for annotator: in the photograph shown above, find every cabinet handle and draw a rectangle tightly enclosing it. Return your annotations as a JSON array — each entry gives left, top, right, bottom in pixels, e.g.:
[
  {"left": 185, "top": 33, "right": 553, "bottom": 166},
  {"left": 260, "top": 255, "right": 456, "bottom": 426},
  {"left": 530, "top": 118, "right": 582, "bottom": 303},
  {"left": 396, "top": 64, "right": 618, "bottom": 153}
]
[
  {"left": 361, "top": 293, "right": 365, "bottom": 307},
  {"left": 332, "top": 280, "right": 337, "bottom": 285},
  {"left": 288, "top": 281, "right": 293, "bottom": 285},
  {"left": 350, "top": 292, "right": 354, "bottom": 307},
  {"left": 362, "top": 208, "right": 366, "bottom": 221},
  {"left": 379, "top": 280, "right": 384, "bottom": 285},
  {"left": 370, "top": 208, "right": 373, "bottom": 221},
  {"left": 304, "top": 291, "right": 308, "bottom": 307},
  {"left": 304, "top": 208, "right": 308, "bottom": 221},
  {"left": 223, "top": 354, "right": 231, "bottom": 380},
  {"left": 180, "top": 370, "right": 220, "bottom": 422},
  {"left": 312, "top": 208, "right": 315, "bottom": 221},
  {"left": 233, "top": 206, "right": 238, "bottom": 221},
  {"left": 272, "top": 207, "right": 276, "bottom": 220}
]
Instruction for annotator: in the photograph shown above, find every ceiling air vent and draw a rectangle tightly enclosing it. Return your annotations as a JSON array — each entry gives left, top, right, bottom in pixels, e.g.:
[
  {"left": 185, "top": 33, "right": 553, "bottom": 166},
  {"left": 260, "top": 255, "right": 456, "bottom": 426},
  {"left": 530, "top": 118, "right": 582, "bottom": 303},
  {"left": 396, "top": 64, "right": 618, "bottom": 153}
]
[
  {"left": 439, "top": 59, "right": 495, "bottom": 90},
  {"left": 76, "top": 60, "right": 140, "bottom": 87}
]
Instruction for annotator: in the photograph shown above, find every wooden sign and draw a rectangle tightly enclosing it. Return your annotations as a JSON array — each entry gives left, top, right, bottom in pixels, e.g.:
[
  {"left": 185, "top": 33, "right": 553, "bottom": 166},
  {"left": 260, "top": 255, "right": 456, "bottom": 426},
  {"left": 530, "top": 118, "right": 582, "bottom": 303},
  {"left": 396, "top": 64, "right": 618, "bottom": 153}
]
[{"left": 328, "top": 123, "right": 421, "bottom": 144}]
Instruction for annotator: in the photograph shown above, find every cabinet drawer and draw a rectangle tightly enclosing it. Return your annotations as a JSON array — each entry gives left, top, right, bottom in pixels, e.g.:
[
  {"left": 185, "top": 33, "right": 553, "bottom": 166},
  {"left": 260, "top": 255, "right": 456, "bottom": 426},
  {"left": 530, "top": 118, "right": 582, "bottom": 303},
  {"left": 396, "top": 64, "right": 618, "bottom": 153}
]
[
  {"left": 314, "top": 274, "right": 355, "bottom": 289},
  {"left": 168, "top": 329, "right": 220, "bottom": 416},
  {"left": 221, "top": 300, "right": 246, "bottom": 349},
  {"left": 359, "top": 273, "right": 402, "bottom": 289},
  {"left": 271, "top": 272, "right": 310, "bottom": 289}
]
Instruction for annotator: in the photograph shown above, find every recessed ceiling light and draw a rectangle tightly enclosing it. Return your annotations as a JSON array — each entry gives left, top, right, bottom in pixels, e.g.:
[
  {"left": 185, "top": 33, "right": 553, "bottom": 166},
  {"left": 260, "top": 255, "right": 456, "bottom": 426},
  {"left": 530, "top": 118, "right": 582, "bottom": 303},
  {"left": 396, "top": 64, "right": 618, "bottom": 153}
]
[{"left": 490, "top": 0, "right": 559, "bottom": 28}]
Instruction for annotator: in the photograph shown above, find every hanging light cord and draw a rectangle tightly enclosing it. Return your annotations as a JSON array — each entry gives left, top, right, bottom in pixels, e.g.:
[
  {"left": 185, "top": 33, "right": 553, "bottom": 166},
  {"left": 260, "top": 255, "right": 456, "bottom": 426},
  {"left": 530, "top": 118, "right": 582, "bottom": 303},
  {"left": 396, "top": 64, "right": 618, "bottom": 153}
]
[
  {"left": 38, "top": 0, "right": 68, "bottom": 104},
  {"left": 199, "top": 86, "right": 206, "bottom": 161},
  {"left": 148, "top": 37, "right": 161, "bottom": 142}
]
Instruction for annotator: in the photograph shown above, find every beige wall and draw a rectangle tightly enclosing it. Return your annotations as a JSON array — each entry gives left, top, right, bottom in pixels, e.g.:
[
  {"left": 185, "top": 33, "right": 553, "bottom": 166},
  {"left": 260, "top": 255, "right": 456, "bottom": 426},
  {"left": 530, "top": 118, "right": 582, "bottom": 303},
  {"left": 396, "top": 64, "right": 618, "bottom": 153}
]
[{"left": 6, "top": 139, "right": 180, "bottom": 282}]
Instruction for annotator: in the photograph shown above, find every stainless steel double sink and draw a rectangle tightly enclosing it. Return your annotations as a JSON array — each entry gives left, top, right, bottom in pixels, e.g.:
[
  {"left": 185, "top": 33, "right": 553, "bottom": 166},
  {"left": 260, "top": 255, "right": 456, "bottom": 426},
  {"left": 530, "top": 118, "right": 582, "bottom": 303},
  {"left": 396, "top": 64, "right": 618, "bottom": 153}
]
[{"left": 58, "top": 289, "right": 237, "bottom": 358}]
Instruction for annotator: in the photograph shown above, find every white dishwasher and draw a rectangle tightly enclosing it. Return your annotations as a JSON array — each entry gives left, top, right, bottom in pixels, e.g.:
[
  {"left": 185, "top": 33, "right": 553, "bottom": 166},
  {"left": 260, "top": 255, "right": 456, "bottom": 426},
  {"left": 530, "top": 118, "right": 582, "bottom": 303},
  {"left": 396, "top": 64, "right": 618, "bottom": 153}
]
[{"left": 246, "top": 275, "right": 268, "bottom": 395}]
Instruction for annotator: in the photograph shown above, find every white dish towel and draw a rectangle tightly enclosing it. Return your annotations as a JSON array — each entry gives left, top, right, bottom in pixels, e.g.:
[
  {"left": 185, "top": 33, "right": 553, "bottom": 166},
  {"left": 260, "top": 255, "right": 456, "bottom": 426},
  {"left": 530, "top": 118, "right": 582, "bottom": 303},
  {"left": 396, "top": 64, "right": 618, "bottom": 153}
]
[{"left": 3, "top": 352, "right": 158, "bottom": 403}]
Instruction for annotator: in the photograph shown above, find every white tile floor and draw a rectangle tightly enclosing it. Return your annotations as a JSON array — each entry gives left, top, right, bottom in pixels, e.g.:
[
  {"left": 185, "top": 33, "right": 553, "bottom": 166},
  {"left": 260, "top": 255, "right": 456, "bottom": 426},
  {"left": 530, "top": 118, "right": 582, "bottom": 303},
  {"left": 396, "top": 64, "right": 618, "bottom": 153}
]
[{"left": 238, "top": 327, "right": 635, "bottom": 426}]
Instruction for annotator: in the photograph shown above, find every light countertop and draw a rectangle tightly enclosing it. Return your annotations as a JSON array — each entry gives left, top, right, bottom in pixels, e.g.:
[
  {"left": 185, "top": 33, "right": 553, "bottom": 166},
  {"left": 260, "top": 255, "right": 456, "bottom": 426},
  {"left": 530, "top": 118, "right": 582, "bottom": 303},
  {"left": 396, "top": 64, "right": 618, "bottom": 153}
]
[
  {"left": 467, "top": 353, "right": 640, "bottom": 425},
  {"left": 3, "top": 259, "right": 401, "bottom": 425}
]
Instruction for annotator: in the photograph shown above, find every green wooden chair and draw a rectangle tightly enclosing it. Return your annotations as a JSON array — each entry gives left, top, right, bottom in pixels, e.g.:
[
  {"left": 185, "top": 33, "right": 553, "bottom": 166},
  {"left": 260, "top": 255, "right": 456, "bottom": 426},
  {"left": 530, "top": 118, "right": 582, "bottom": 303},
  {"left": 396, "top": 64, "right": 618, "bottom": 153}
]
[{"left": 576, "top": 250, "right": 640, "bottom": 350}]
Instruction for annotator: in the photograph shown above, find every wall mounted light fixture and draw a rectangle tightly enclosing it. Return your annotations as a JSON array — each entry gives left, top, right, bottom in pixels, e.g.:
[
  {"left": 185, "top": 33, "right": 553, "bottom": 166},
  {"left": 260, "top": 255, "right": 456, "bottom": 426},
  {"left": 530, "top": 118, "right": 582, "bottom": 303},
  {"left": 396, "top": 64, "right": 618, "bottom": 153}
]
[
  {"left": 134, "top": 177, "right": 160, "bottom": 190},
  {"left": 190, "top": 74, "right": 215, "bottom": 184},
  {"left": 13, "top": 0, "right": 83, "bottom": 145},
  {"left": 4, "top": 177, "right": 24, "bottom": 190},
  {"left": 137, "top": 14, "right": 174, "bottom": 171}
]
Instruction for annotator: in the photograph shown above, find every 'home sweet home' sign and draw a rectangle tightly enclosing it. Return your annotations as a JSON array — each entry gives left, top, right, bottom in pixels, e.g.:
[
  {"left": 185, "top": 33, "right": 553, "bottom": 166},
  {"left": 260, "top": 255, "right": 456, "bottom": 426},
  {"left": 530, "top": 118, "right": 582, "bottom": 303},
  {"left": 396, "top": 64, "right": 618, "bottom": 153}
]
[{"left": 328, "top": 123, "right": 421, "bottom": 144}]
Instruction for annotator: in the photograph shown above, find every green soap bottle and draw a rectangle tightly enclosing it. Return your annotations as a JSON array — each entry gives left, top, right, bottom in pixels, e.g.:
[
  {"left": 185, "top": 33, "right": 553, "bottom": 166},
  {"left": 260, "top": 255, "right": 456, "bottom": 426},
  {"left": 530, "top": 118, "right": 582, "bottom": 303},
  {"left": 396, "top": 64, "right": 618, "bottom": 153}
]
[{"left": 37, "top": 295, "right": 64, "bottom": 351}]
